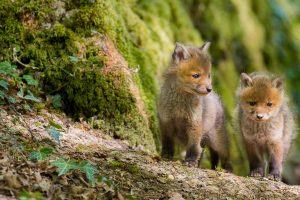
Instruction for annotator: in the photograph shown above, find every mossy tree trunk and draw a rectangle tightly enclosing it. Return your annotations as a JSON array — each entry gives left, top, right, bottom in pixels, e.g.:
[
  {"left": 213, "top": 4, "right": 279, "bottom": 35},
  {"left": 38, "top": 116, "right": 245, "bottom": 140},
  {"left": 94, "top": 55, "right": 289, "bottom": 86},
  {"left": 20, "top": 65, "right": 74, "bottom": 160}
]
[{"left": 1, "top": 0, "right": 300, "bottom": 182}]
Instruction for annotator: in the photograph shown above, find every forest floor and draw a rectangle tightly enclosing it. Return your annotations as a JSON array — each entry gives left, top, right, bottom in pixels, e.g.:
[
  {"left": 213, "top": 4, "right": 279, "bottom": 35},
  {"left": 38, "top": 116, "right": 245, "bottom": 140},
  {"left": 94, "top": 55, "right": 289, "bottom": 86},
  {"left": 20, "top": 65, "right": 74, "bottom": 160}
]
[{"left": 1, "top": 107, "right": 300, "bottom": 200}]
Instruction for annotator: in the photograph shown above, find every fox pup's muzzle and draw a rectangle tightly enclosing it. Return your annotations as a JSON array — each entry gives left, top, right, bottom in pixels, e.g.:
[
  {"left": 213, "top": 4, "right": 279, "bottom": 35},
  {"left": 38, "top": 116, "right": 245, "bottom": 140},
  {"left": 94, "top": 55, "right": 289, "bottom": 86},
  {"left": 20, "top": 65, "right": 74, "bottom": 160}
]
[{"left": 195, "top": 85, "right": 212, "bottom": 95}]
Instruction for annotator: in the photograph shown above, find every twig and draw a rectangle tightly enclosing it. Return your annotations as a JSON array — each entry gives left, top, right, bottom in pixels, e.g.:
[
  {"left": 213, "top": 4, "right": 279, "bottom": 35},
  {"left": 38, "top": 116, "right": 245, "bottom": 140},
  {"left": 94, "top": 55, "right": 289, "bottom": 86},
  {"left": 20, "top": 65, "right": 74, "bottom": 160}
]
[
  {"left": 49, "top": 82, "right": 69, "bottom": 94},
  {"left": 61, "top": 68, "right": 75, "bottom": 77},
  {"left": 5, "top": 95, "right": 37, "bottom": 142},
  {"left": 9, "top": 104, "right": 37, "bottom": 142},
  {"left": 78, "top": 175, "right": 90, "bottom": 187},
  {"left": 12, "top": 48, "right": 37, "bottom": 70}
]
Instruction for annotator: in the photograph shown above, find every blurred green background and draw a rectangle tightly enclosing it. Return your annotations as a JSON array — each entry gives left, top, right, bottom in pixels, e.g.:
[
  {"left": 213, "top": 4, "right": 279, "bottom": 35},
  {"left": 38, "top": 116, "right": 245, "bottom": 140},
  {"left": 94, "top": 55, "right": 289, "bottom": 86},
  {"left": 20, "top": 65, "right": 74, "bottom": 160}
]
[
  {"left": 185, "top": 0, "right": 300, "bottom": 184},
  {"left": 1, "top": 0, "right": 300, "bottom": 184}
]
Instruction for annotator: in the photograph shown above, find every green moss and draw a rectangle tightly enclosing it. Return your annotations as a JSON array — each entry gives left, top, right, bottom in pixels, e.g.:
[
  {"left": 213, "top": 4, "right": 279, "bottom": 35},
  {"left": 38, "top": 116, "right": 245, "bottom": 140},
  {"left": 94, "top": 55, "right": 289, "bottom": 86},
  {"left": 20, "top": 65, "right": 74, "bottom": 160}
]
[
  {"left": 107, "top": 159, "right": 141, "bottom": 174},
  {"left": 107, "top": 159, "right": 124, "bottom": 169},
  {"left": 3, "top": 0, "right": 300, "bottom": 180},
  {"left": 127, "top": 164, "right": 140, "bottom": 174}
]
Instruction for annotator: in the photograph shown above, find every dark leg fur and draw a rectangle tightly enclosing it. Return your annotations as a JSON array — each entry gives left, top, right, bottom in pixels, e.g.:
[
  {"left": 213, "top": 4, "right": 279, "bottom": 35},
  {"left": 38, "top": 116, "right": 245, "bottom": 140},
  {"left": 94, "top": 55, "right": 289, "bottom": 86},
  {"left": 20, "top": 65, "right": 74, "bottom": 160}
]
[
  {"left": 197, "top": 149, "right": 205, "bottom": 167},
  {"left": 209, "top": 147, "right": 219, "bottom": 170},
  {"left": 211, "top": 148, "right": 232, "bottom": 172},
  {"left": 268, "top": 156, "right": 281, "bottom": 181},
  {"left": 184, "top": 124, "right": 202, "bottom": 167},
  {"left": 160, "top": 119, "right": 176, "bottom": 159},
  {"left": 161, "top": 135, "right": 174, "bottom": 159},
  {"left": 243, "top": 141, "right": 264, "bottom": 177},
  {"left": 220, "top": 157, "right": 232, "bottom": 172},
  {"left": 246, "top": 145, "right": 264, "bottom": 177},
  {"left": 185, "top": 144, "right": 202, "bottom": 166},
  {"left": 249, "top": 160, "right": 263, "bottom": 177}
]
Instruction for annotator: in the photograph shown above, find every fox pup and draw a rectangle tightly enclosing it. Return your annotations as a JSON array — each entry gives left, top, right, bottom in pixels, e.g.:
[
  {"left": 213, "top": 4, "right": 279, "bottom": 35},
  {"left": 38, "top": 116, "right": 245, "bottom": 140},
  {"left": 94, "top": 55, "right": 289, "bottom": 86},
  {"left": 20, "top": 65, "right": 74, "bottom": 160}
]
[
  {"left": 158, "top": 42, "right": 232, "bottom": 170},
  {"left": 237, "top": 72, "right": 295, "bottom": 180}
]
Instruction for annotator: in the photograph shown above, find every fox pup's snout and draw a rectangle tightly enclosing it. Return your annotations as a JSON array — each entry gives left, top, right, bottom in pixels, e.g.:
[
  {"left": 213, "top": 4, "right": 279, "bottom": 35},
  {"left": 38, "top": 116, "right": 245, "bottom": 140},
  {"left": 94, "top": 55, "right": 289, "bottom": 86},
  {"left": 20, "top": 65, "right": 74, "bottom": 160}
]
[
  {"left": 195, "top": 84, "right": 212, "bottom": 94},
  {"left": 248, "top": 104, "right": 273, "bottom": 121}
]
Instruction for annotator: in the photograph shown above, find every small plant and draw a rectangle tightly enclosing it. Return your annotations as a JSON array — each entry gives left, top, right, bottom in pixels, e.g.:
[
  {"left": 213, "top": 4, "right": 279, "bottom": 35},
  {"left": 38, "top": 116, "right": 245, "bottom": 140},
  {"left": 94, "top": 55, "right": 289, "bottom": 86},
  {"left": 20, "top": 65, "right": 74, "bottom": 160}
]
[
  {"left": 0, "top": 61, "right": 40, "bottom": 110},
  {"left": 46, "top": 127, "right": 62, "bottom": 142},
  {"left": 29, "top": 147, "right": 53, "bottom": 161},
  {"left": 51, "top": 157, "right": 99, "bottom": 186},
  {"left": 51, "top": 94, "right": 63, "bottom": 108},
  {"left": 18, "top": 190, "right": 43, "bottom": 200},
  {"left": 98, "top": 175, "right": 114, "bottom": 188}
]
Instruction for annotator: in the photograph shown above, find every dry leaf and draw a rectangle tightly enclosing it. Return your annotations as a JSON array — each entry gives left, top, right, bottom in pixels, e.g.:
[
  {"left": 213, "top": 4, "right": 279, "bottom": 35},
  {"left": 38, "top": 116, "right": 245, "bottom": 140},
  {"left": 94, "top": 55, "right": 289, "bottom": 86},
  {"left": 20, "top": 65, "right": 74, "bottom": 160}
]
[
  {"left": 117, "top": 191, "right": 125, "bottom": 200},
  {"left": 4, "top": 171, "right": 22, "bottom": 189}
]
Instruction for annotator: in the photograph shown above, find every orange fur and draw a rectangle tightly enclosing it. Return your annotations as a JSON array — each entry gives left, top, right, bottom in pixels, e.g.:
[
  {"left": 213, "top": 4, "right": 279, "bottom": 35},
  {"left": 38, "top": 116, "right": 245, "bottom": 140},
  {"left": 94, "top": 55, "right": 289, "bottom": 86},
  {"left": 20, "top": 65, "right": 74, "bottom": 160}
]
[
  {"left": 158, "top": 43, "right": 231, "bottom": 170},
  {"left": 237, "top": 72, "right": 295, "bottom": 180},
  {"left": 240, "top": 77, "right": 283, "bottom": 121}
]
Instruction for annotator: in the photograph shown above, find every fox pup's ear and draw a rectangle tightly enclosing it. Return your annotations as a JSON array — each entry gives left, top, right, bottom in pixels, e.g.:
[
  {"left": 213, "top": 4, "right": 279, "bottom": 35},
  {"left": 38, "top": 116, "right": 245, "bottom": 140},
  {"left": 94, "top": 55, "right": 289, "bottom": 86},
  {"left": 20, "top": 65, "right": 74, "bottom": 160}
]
[
  {"left": 272, "top": 76, "right": 284, "bottom": 91},
  {"left": 200, "top": 42, "right": 211, "bottom": 53},
  {"left": 241, "top": 73, "right": 252, "bottom": 87},
  {"left": 172, "top": 42, "right": 190, "bottom": 63}
]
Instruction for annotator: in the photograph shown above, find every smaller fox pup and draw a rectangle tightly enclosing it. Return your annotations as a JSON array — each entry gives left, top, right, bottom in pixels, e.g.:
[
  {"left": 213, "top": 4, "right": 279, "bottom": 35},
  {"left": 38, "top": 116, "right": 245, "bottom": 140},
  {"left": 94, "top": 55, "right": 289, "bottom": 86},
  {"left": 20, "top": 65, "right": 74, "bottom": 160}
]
[
  {"left": 158, "top": 42, "right": 231, "bottom": 170},
  {"left": 237, "top": 72, "right": 295, "bottom": 180}
]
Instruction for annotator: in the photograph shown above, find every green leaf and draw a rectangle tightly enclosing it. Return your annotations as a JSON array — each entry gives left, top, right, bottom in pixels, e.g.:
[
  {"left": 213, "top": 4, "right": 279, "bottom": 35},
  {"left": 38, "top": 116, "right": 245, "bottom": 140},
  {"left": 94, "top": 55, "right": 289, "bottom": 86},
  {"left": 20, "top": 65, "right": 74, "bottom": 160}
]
[
  {"left": 23, "top": 104, "right": 32, "bottom": 111},
  {"left": 51, "top": 157, "right": 78, "bottom": 176},
  {"left": 0, "top": 80, "right": 9, "bottom": 90},
  {"left": 0, "top": 61, "right": 14, "bottom": 75},
  {"left": 29, "top": 147, "right": 53, "bottom": 161},
  {"left": 98, "top": 176, "right": 113, "bottom": 187},
  {"left": 0, "top": 90, "right": 5, "bottom": 100},
  {"left": 8, "top": 96, "right": 16, "bottom": 104},
  {"left": 51, "top": 94, "right": 62, "bottom": 108},
  {"left": 31, "top": 192, "right": 44, "bottom": 200},
  {"left": 23, "top": 94, "right": 40, "bottom": 102},
  {"left": 49, "top": 119, "right": 63, "bottom": 129},
  {"left": 0, "top": 61, "right": 17, "bottom": 77},
  {"left": 23, "top": 90, "right": 40, "bottom": 102},
  {"left": 46, "top": 127, "right": 61, "bottom": 142},
  {"left": 22, "top": 75, "right": 38, "bottom": 86},
  {"left": 17, "top": 87, "right": 24, "bottom": 98},
  {"left": 18, "top": 190, "right": 31, "bottom": 200},
  {"left": 69, "top": 55, "right": 79, "bottom": 63},
  {"left": 32, "top": 192, "right": 43, "bottom": 200},
  {"left": 80, "top": 162, "right": 99, "bottom": 186},
  {"left": 18, "top": 190, "right": 43, "bottom": 200}
]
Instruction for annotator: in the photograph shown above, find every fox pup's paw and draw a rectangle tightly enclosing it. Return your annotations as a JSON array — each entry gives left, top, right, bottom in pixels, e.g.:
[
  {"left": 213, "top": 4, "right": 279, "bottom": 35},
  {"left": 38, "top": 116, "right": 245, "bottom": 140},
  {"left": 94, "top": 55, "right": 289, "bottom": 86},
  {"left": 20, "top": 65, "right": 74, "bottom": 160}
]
[
  {"left": 222, "top": 162, "right": 233, "bottom": 173},
  {"left": 268, "top": 170, "right": 281, "bottom": 181},
  {"left": 161, "top": 153, "right": 173, "bottom": 160},
  {"left": 183, "top": 159, "right": 198, "bottom": 167},
  {"left": 250, "top": 168, "right": 264, "bottom": 177}
]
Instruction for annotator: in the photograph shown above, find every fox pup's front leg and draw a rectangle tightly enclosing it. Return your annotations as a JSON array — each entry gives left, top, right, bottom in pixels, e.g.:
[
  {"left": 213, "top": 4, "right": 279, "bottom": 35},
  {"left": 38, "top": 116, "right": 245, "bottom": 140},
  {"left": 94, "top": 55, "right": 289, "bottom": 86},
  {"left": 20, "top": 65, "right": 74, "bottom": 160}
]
[
  {"left": 245, "top": 141, "right": 264, "bottom": 177},
  {"left": 185, "top": 124, "right": 203, "bottom": 166},
  {"left": 267, "top": 141, "right": 284, "bottom": 180},
  {"left": 160, "top": 120, "right": 175, "bottom": 159}
]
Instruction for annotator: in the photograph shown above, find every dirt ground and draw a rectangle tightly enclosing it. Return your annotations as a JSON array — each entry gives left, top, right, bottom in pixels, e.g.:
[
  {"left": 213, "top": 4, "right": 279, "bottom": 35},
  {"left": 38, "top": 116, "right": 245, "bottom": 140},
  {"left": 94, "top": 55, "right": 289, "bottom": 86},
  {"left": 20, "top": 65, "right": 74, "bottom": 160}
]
[{"left": 1, "top": 107, "right": 300, "bottom": 200}]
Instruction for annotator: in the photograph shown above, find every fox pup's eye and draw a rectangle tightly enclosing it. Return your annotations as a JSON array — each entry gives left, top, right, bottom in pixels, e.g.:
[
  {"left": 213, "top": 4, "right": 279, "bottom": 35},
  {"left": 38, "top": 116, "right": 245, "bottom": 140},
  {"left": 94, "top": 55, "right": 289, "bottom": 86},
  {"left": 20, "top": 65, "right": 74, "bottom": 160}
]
[
  {"left": 249, "top": 101, "right": 257, "bottom": 106},
  {"left": 208, "top": 73, "right": 211, "bottom": 79},
  {"left": 192, "top": 73, "right": 200, "bottom": 79},
  {"left": 267, "top": 102, "right": 273, "bottom": 107}
]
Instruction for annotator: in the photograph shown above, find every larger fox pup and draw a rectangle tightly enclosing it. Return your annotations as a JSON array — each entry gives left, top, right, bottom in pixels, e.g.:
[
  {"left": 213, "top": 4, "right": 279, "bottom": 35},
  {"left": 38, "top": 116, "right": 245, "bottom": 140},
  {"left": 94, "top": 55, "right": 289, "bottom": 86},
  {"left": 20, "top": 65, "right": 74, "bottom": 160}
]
[
  {"left": 237, "top": 72, "right": 295, "bottom": 180},
  {"left": 158, "top": 42, "right": 231, "bottom": 170}
]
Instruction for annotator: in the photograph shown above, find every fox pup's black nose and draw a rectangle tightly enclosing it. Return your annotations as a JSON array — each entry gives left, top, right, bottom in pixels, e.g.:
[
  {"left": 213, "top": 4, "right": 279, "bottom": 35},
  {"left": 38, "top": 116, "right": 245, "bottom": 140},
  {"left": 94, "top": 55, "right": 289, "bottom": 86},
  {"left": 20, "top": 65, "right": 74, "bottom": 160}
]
[
  {"left": 257, "top": 115, "right": 263, "bottom": 119},
  {"left": 206, "top": 88, "right": 212, "bottom": 93}
]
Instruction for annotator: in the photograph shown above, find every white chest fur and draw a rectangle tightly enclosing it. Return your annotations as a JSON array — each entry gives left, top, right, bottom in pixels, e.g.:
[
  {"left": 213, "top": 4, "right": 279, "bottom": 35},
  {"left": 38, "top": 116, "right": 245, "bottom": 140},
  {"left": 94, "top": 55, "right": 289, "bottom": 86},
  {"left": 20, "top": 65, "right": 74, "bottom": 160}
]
[{"left": 241, "top": 115, "right": 284, "bottom": 144}]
